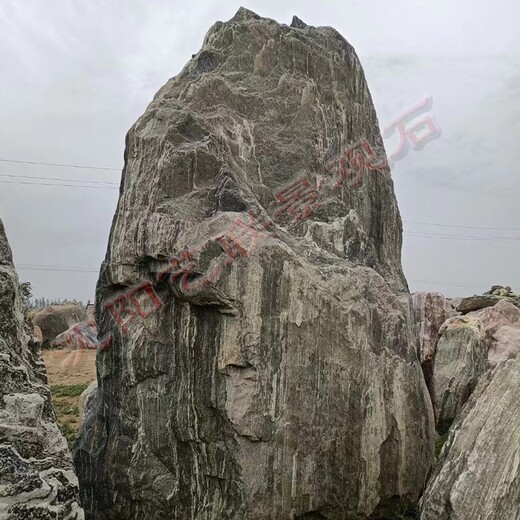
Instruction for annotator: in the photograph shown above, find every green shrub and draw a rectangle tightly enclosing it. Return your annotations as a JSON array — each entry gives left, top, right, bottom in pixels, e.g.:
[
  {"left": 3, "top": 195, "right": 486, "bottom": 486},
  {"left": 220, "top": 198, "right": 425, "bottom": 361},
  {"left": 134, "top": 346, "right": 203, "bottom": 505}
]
[
  {"left": 435, "top": 432, "right": 450, "bottom": 458},
  {"left": 50, "top": 384, "right": 89, "bottom": 397}
]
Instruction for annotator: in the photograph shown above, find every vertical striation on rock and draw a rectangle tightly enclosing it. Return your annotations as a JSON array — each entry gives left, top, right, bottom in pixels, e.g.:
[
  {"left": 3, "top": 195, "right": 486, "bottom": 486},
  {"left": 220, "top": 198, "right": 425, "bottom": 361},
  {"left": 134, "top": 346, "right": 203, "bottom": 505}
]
[
  {"left": 412, "top": 292, "right": 456, "bottom": 405},
  {"left": 469, "top": 299, "right": 520, "bottom": 368},
  {"left": 75, "top": 8, "right": 434, "bottom": 519},
  {"left": 0, "top": 218, "right": 84, "bottom": 519},
  {"left": 421, "top": 357, "right": 520, "bottom": 520},
  {"left": 432, "top": 316, "right": 487, "bottom": 432}
]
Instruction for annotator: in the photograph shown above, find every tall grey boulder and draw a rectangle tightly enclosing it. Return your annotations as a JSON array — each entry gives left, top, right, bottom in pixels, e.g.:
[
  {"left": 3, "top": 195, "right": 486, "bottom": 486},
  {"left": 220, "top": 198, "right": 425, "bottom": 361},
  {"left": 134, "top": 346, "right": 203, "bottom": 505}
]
[
  {"left": 412, "top": 292, "right": 456, "bottom": 403},
  {"left": 421, "top": 357, "right": 520, "bottom": 520},
  {"left": 433, "top": 316, "right": 487, "bottom": 432},
  {"left": 75, "top": 8, "right": 434, "bottom": 519},
  {"left": 0, "top": 218, "right": 84, "bottom": 519}
]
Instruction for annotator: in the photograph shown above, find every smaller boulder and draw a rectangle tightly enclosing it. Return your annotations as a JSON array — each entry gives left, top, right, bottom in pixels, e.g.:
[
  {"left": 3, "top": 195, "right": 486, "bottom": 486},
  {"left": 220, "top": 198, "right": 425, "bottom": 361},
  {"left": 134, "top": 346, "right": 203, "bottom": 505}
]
[
  {"left": 456, "top": 294, "right": 502, "bottom": 314},
  {"left": 485, "top": 284, "right": 504, "bottom": 294},
  {"left": 52, "top": 320, "right": 98, "bottom": 350},
  {"left": 33, "top": 305, "right": 88, "bottom": 344},
  {"left": 433, "top": 316, "right": 487, "bottom": 432},
  {"left": 469, "top": 300, "right": 520, "bottom": 368},
  {"left": 33, "top": 325, "right": 43, "bottom": 345}
]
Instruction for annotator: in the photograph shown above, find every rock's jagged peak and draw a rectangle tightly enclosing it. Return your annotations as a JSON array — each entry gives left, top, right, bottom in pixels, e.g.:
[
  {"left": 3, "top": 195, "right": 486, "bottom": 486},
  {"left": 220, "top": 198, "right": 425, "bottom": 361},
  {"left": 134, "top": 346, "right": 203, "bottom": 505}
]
[
  {"left": 126, "top": 9, "right": 403, "bottom": 287},
  {"left": 195, "top": 7, "right": 357, "bottom": 73},
  {"left": 229, "top": 8, "right": 309, "bottom": 29},
  {"left": 291, "top": 15, "right": 308, "bottom": 29},
  {"left": 230, "top": 6, "right": 261, "bottom": 22}
]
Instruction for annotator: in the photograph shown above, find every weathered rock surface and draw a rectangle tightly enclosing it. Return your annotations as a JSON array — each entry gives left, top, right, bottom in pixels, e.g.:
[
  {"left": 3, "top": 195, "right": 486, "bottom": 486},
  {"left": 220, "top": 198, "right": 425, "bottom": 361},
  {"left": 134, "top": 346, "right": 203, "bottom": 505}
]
[
  {"left": 52, "top": 320, "right": 98, "bottom": 350},
  {"left": 433, "top": 316, "right": 487, "bottom": 432},
  {"left": 75, "top": 8, "right": 434, "bottom": 519},
  {"left": 78, "top": 381, "right": 98, "bottom": 429},
  {"left": 33, "top": 324, "right": 43, "bottom": 345},
  {"left": 0, "top": 218, "right": 84, "bottom": 519},
  {"left": 33, "top": 305, "right": 87, "bottom": 344},
  {"left": 456, "top": 286, "right": 519, "bottom": 314},
  {"left": 456, "top": 294, "right": 502, "bottom": 313},
  {"left": 412, "top": 292, "right": 456, "bottom": 402},
  {"left": 421, "top": 356, "right": 520, "bottom": 520},
  {"left": 469, "top": 299, "right": 520, "bottom": 368}
]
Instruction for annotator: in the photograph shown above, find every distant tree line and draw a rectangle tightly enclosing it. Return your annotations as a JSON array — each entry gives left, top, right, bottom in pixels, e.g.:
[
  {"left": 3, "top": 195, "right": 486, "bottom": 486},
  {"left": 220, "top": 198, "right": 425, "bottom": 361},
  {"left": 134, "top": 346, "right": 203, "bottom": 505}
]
[
  {"left": 21, "top": 282, "right": 84, "bottom": 309},
  {"left": 29, "top": 296, "right": 85, "bottom": 309}
]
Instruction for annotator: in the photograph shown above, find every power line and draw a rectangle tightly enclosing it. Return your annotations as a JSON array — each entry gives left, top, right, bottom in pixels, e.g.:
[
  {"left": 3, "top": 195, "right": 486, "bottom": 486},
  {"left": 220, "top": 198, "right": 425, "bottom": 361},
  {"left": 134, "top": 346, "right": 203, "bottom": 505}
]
[
  {"left": 0, "top": 158, "right": 120, "bottom": 171},
  {"left": 404, "top": 219, "right": 520, "bottom": 232},
  {"left": 404, "top": 231, "right": 520, "bottom": 242},
  {"left": 15, "top": 264, "right": 507, "bottom": 293},
  {"left": 408, "top": 278, "right": 486, "bottom": 289},
  {"left": 0, "top": 165, "right": 518, "bottom": 237},
  {"left": 18, "top": 264, "right": 99, "bottom": 273},
  {"left": 0, "top": 173, "right": 119, "bottom": 186},
  {"left": 0, "top": 179, "right": 119, "bottom": 190}
]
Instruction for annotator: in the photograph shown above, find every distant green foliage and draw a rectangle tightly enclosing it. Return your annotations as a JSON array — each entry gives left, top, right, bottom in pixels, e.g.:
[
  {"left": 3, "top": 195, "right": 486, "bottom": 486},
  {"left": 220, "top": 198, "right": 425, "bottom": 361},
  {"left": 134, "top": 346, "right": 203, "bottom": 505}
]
[
  {"left": 50, "top": 384, "right": 89, "bottom": 397},
  {"left": 29, "top": 297, "right": 85, "bottom": 309},
  {"left": 52, "top": 399, "right": 80, "bottom": 418},
  {"left": 435, "top": 432, "right": 450, "bottom": 458},
  {"left": 58, "top": 420, "right": 77, "bottom": 450},
  {"left": 50, "top": 384, "right": 90, "bottom": 450}
]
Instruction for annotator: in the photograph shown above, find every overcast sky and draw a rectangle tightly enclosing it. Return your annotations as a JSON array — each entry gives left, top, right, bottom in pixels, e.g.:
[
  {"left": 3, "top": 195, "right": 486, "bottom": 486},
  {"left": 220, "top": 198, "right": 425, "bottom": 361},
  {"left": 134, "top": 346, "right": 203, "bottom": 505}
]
[{"left": 0, "top": 0, "right": 518, "bottom": 302}]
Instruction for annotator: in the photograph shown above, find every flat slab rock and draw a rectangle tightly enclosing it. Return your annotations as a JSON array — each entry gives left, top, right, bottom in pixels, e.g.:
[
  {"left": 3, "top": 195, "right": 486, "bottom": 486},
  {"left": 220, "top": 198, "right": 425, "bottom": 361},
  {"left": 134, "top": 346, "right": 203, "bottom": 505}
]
[
  {"left": 0, "top": 219, "right": 84, "bottom": 519},
  {"left": 456, "top": 294, "right": 519, "bottom": 314},
  {"left": 75, "top": 8, "right": 434, "bottom": 520}
]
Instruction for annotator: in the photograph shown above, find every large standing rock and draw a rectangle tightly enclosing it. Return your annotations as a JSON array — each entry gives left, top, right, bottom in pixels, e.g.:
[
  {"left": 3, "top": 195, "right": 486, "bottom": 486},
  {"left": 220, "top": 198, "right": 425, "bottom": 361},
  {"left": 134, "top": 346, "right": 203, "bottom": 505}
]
[
  {"left": 75, "top": 9, "right": 434, "bottom": 519},
  {"left": 412, "top": 292, "right": 456, "bottom": 402},
  {"left": 0, "top": 219, "right": 84, "bottom": 519},
  {"left": 469, "top": 300, "right": 520, "bottom": 368},
  {"left": 433, "top": 316, "right": 487, "bottom": 432},
  {"left": 33, "top": 305, "right": 87, "bottom": 344},
  {"left": 421, "top": 357, "right": 520, "bottom": 520}
]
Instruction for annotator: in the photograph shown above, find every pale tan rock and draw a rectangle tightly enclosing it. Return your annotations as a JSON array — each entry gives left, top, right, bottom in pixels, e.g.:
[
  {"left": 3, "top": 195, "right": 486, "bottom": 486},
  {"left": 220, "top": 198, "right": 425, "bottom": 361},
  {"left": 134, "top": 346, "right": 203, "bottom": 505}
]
[
  {"left": 433, "top": 316, "right": 487, "bottom": 432},
  {"left": 421, "top": 357, "right": 520, "bottom": 520},
  {"left": 412, "top": 292, "right": 456, "bottom": 402},
  {"left": 33, "top": 304, "right": 87, "bottom": 344},
  {"left": 52, "top": 319, "right": 98, "bottom": 350},
  {"left": 469, "top": 299, "right": 520, "bottom": 368}
]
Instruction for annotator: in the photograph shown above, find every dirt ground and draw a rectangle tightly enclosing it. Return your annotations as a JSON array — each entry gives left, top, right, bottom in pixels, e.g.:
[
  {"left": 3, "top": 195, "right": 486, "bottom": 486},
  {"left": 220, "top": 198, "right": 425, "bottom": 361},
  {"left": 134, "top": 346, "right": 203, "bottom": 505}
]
[
  {"left": 43, "top": 348, "right": 97, "bottom": 386},
  {"left": 43, "top": 349, "right": 97, "bottom": 448}
]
